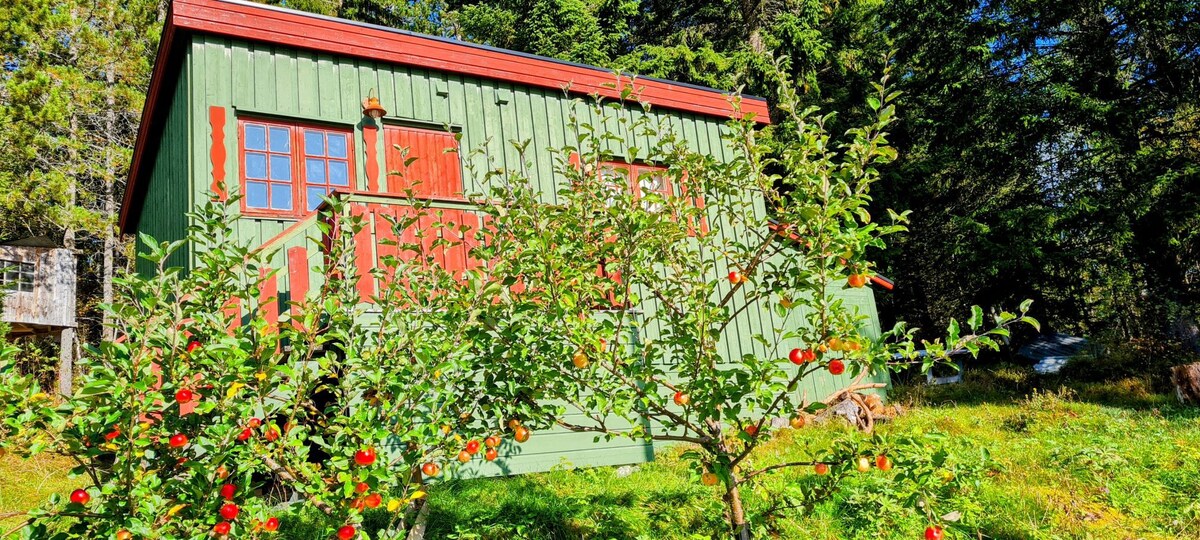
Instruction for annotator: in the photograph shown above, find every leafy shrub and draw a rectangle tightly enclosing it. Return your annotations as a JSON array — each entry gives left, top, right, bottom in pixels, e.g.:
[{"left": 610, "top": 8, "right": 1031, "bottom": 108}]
[
  {"left": 1058, "top": 335, "right": 1196, "bottom": 391},
  {"left": 0, "top": 199, "right": 529, "bottom": 539}
]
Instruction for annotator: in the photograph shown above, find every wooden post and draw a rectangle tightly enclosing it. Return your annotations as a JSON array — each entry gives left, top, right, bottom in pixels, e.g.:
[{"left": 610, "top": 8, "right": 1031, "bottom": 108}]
[{"left": 58, "top": 328, "right": 73, "bottom": 395}]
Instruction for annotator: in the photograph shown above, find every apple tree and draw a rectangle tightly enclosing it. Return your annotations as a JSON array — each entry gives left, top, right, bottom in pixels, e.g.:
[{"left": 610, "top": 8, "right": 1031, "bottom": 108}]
[
  {"left": 0, "top": 197, "right": 525, "bottom": 539},
  {"left": 460, "top": 64, "right": 1038, "bottom": 539}
]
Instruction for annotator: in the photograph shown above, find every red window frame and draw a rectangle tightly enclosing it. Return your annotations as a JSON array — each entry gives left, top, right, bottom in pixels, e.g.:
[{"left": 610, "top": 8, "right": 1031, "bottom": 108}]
[{"left": 238, "top": 118, "right": 356, "bottom": 219}]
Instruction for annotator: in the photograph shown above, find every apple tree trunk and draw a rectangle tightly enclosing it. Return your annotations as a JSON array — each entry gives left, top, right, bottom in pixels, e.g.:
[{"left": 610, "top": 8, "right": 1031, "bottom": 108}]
[{"left": 724, "top": 475, "right": 752, "bottom": 540}]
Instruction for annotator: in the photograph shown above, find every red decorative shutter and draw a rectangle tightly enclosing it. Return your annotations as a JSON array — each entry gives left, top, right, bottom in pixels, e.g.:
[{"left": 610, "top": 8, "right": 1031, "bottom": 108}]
[{"left": 383, "top": 126, "right": 463, "bottom": 199}]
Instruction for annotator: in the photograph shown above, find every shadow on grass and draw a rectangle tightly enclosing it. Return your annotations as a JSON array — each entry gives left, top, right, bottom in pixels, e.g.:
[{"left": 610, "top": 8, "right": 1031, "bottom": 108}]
[{"left": 421, "top": 467, "right": 721, "bottom": 540}]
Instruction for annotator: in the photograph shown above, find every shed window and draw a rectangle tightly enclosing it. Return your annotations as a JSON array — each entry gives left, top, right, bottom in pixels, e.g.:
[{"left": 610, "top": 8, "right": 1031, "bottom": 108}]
[
  {"left": 594, "top": 161, "right": 671, "bottom": 212},
  {"left": 240, "top": 119, "right": 354, "bottom": 217},
  {"left": 0, "top": 260, "right": 34, "bottom": 293}
]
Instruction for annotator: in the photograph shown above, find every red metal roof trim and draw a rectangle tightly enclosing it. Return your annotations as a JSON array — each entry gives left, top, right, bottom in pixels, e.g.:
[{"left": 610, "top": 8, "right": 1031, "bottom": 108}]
[
  {"left": 172, "top": 0, "right": 769, "bottom": 120},
  {"left": 120, "top": 0, "right": 771, "bottom": 233}
]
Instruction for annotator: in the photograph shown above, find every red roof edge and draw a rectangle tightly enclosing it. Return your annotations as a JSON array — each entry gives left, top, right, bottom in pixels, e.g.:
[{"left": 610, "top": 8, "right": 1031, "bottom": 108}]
[{"left": 119, "top": 0, "right": 772, "bottom": 234}]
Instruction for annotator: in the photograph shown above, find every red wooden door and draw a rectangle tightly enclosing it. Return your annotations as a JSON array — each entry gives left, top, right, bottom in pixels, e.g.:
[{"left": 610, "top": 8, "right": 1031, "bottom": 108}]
[{"left": 383, "top": 126, "right": 463, "bottom": 199}]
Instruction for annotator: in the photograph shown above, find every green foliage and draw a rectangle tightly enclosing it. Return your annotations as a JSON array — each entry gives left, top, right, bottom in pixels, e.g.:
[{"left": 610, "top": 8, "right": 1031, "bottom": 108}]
[
  {"left": 255, "top": 0, "right": 450, "bottom": 34},
  {"left": 447, "top": 65, "right": 1035, "bottom": 536},
  {"left": 872, "top": 0, "right": 1200, "bottom": 341},
  {"left": 0, "top": 200, "right": 525, "bottom": 539},
  {"left": 1058, "top": 335, "right": 1197, "bottom": 390},
  {"left": 451, "top": 0, "right": 638, "bottom": 65},
  {"left": 425, "top": 381, "right": 1200, "bottom": 539}
]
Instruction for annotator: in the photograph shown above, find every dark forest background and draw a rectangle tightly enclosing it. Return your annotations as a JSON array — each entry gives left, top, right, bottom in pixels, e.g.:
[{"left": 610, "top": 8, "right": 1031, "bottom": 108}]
[{"left": 2, "top": 0, "right": 1197, "bottom": 376}]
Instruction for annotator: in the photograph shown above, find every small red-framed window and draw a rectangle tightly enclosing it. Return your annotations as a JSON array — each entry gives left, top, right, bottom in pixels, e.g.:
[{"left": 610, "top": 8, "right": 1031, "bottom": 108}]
[
  {"left": 302, "top": 128, "right": 353, "bottom": 211},
  {"left": 239, "top": 119, "right": 354, "bottom": 217}
]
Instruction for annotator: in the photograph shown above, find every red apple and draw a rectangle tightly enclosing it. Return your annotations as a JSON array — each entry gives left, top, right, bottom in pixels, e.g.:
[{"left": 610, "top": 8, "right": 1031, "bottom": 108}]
[
  {"left": 514, "top": 426, "right": 531, "bottom": 443},
  {"left": 337, "top": 525, "right": 356, "bottom": 540},
  {"left": 69, "top": 489, "right": 90, "bottom": 505},
  {"left": 828, "top": 360, "right": 845, "bottom": 375},
  {"left": 744, "top": 424, "right": 758, "bottom": 436},
  {"left": 803, "top": 349, "right": 817, "bottom": 362},
  {"left": 213, "top": 522, "right": 231, "bottom": 535},
  {"left": 924, "top": 525, "right": 943, "bottom": 540},
  {"left": 364, "top": 493, "right": 382, "bottom": 509},
  {"left": 814, "top": 463, "right": 829, "bottom": 475},
  {"left": 457, "top": 450, "right": 471, "bottom": 463},
  {"left": 219, "top": 502, "right": 239, "bottom": 520},
  {"left": 788, "top": 348, "right": 805, "bottom": 365},
  {"left": 673, "top": 391, "right": 690, "bottom": 406},
  {"left": 264, "top": 517, "right": 280, "bottom": 532},
  {"left": 484, "top": 436, "right": 501, "bottom": 449},
  {"left": 104, "top": 428, "right": 121, "bottom": 442},
  {"left": 700, "top": 472, "right": 718, "bottom": 486},
  {"left": 876, "top": 455, "right": 893, "bottom": 471},
  {"left": 728, "top": 271, "right": 742, "bottom": 284},
  {"left": 116, "top": 530, "right": 132, "bottom": 540},
  {"left": 421, "top": 462, "right": 440, "bottom": 477},
  {"left": 175, "top": 389, "right": 193, "bottom": 404},
  {"left": 237, "top": 428, "right": 253, "bottom": 442},
  {"left": 186, "top": 340, "right": 201, "bottom": 354},
  {"left": 465, "top": 439, "right": 481, "bottom": 455},
  {"left": 485, "top": 448, "right": 498, "bottom": 461},
  {"left": 220, "top": 484, "right": 236, "bottom": 500},
  {"left": 247, "top": 418, "right": 262, "bottom": 429},
  {"left": 264, "top": 427, "right": 280, "bottom": 442},
  {"left": 216, "top": 465, "right": 229, "bottom": 479},
  {"left": 168, "top": 433, "right": 188, "bottom": 448},
  {"left": 355, "top": 482, "right": 369, "bottom": 494},
  {"left": 848, "top": 274, "right": 867, "bottom": 288},
  {"left": 353, "top": 448, "right": 376, "bottom": 467}
]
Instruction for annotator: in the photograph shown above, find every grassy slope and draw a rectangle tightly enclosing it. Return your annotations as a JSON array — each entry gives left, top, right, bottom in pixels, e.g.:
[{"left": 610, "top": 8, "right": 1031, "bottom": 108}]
[{"left": 422, "top": 374, "right": 1200, "bottom": 539}]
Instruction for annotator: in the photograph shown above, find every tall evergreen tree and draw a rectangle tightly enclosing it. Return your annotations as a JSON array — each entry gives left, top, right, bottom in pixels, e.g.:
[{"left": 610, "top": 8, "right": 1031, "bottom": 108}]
[{"left": 0, "top": 0, "right": 159, "bottom": 386}]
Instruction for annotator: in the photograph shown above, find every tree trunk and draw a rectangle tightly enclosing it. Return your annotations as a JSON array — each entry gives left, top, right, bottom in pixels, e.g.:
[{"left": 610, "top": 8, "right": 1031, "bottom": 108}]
[
  {"left": 724, "top": 477, "right": 752, "bottom": 540},
  {"left": 102, "top": 66, "right": 117, "bottom": 341},
  {"left": 57, "top": 109, "right": 80, "bottom": 396},
  {"left": 1172, "top": 362, "right": 1200, "bottom": 405}
]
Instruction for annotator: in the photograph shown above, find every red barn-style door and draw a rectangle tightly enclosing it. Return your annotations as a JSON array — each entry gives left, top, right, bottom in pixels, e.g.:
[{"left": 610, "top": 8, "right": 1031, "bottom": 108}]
[{"left": 382, "top": 126, "right": 463, "bottom": 200}]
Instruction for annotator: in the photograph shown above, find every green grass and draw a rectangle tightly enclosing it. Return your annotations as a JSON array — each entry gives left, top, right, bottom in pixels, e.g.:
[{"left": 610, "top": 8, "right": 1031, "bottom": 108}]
[
  {"left": 422, "top": 372, "right": 1200, "bottom": 539},
  {"left": 0, "top": 452, "right": 82, "bottom": 533},
  {"left": 4, "top": 370, "right": 1199, "bottom": 539}
]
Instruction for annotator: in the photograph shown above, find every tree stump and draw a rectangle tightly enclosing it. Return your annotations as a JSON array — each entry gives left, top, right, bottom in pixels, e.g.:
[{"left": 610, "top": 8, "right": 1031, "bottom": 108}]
[{"left": 1171, "top": 363, "right": 1200, "bottom": 405}]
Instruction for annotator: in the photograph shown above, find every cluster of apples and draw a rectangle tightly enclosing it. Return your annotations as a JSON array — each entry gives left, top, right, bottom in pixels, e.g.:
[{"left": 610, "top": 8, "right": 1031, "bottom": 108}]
[
  {"left": 787, "top": 346, "right": 847, "bottom": 375},
  {"left": 809, "top": 454, "right": 895, "bottom": 477},
  {"left": 211, "top": 482, "right": 281, "bottom": 537}
]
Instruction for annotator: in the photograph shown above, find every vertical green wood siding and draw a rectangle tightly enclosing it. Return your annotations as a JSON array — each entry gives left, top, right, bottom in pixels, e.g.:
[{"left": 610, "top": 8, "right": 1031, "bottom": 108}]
[
  {"left": 145, "top": 34, "right": 889, "bottom": 477},
  {"left": 135, "top": 67, "right": 191, "bottom": 276}
]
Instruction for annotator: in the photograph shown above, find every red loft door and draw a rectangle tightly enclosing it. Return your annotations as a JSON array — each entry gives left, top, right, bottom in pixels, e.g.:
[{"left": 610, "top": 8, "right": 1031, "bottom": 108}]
[{"left": 383, "top": 125, "right": 463, "bottom": 199}]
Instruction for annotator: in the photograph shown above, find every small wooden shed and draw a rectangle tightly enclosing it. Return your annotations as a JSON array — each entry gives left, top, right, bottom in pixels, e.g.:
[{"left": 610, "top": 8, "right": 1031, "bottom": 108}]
[
  {"left": 0, "top": 238, "right": 77, "bottom": 336},
  {"left": 1, "top": 238, "right": 77, "bottom": 394}
]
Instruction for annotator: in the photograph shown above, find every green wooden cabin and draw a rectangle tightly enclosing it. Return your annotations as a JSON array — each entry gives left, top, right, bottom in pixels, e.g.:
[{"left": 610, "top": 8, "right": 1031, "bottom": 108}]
[{"left": 119, "top": 0, "right": 888, "bottom": 476}]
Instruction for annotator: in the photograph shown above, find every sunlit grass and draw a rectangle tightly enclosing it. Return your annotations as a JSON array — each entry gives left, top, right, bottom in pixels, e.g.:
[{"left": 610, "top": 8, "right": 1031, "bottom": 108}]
[
  {"left": 424, "top": 375, "right": 1200, "bottom": 539},
  {"left": 0, "top": 452, "right": 81, "bottom": 534},
  {"left": 3, "top": 373, "right": 1199, "bottom": 539}
]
